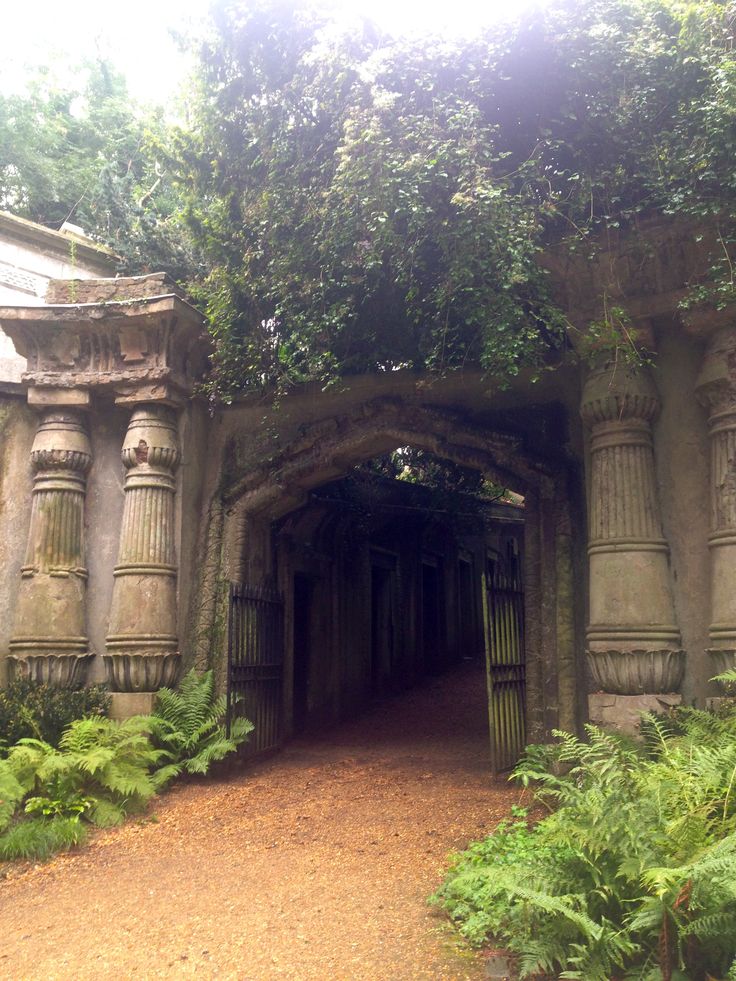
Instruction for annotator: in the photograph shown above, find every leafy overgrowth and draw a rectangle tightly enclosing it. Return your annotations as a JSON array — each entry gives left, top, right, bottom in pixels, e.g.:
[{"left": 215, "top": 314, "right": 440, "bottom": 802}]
[
  {"left": 434, "top": 715, "right": 736, "bottom": 979},
  {"left": 176, "top": 0, "right": 736, "bottom": 399}
]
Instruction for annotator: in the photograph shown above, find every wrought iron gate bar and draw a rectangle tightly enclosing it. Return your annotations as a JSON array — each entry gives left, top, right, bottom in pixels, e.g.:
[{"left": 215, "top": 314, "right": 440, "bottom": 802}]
[
  {"left": 227, "top": 581, "right": 285, "bottom": 756},
  {"left": 485, "top": 561, "right": 526, "bottom": 773}
]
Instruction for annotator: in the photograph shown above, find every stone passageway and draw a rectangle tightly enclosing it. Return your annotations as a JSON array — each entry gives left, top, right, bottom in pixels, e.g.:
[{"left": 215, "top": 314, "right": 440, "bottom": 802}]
[{"left": 1, "top": 665, "right": 522, "bottom": 980}]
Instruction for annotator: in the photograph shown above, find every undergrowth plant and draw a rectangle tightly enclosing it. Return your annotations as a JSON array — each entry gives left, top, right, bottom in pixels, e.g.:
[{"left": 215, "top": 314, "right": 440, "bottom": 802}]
[
  {"left": 0, "top": 670, "right": 253, "bottom": 863},
  {"left": 0, "top": 680, "right": 110, "bottom": 750},
  {"left": 433, "top": 714, "right": 736, "bottom": 980},
  {"left": 149, "top": 668, "right": 253, "bottom": 788}
]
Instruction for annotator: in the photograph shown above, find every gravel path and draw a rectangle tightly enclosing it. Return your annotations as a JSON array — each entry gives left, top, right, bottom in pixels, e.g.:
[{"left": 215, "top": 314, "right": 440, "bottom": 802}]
[{"left": 1, "top": 663, "right": 523, "bottom": 980}]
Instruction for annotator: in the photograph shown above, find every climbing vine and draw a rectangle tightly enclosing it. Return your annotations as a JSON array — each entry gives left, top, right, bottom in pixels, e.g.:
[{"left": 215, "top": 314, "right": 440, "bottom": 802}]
[{"left": 174, "top": 0, "right": 736, "bottom": 399}]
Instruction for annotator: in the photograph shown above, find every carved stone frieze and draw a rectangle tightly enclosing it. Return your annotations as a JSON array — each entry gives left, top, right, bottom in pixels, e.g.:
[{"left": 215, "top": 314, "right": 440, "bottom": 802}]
[{"left": 0, "top": 275, "right": 208, "bottom": 400}]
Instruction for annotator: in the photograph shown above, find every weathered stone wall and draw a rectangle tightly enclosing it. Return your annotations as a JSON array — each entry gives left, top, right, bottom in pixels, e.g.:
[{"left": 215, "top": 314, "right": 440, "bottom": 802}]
[
  {"left": 653, "top": 329, "right": 712, "bottom": 704},
  {"left": 0, "top": 388, "right": 36, "bottom": 685}
]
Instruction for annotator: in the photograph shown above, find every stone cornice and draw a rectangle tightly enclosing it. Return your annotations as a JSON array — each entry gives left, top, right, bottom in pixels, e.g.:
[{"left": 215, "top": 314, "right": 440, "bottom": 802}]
[
  {"left": 0, "top": 210, "right": 117, "bottom": 275},
  {"left": 0, "top": 291, "right": 209, "bottom": 402}
]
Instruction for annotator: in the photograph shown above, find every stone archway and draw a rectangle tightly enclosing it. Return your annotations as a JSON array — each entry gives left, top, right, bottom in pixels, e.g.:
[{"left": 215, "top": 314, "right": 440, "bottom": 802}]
[{"left": 196, "top": 395, "right": 581, "bottom": 743}]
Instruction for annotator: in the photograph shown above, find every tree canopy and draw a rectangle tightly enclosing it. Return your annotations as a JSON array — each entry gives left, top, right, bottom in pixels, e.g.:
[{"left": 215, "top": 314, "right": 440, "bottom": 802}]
[
  {"left": 177, "top": 0, "right": 736, "bottom": 400},
  {"left": 0, "top": 60, "right": 195, "bottom": 277},
  {"left": 4, "top": 1, "right": 736, "bottom": 400}
]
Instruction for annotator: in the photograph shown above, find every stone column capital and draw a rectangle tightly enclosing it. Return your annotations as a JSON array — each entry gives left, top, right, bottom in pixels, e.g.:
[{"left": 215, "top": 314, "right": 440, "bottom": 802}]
[
  {"left": 696, "top": 325, "right": 736, "bottom": 416},
  {"left": 581, "top": 363, "right": 660, "bottom": 429}
]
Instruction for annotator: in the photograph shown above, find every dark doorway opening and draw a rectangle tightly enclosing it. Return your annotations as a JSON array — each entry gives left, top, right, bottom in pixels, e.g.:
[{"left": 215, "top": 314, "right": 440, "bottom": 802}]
[
  {"left": 370, "top": 551, "right": 397, "bottom": 694},
  {"left": 292, "top": 572, "right": 313, "bottom": 733},
  {"left": 421, "top": 557, "right": 444, "bottom": 675}
]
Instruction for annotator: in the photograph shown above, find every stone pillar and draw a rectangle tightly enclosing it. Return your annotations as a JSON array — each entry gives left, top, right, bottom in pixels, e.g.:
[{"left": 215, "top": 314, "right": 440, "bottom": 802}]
[
  {"left": 103, "top": 404, "right": 181, "bottom": 692},
  {"left": 581, "top": 364, "right": 684, "bottom": 698},
  {"left": 9, "top": 407, "right": 93, "bottom": 686},
  {"left": 696, "top": 327, "right": 736, "bottom": 683}
]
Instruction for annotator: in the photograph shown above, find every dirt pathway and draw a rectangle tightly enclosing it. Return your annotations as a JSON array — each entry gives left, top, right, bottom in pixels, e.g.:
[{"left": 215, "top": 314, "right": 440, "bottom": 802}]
[{"left": 1, "top": 664, "right": 523, "bottom": 980}]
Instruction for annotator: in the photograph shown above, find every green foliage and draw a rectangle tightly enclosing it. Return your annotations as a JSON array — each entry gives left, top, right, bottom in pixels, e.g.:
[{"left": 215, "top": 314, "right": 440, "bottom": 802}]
[
  {"left": 5, "top": 716, "right": 161, "bottom": 825},
  {"left": 0, "top": 679, "right": 110, "bottom": 751},
  {"left": 0, "top": 816, "right": 87, "bottom": 862},
  {"left": 0, "top": 671, "right": 253, "bottom": 865},
  {"left": 0, "top": 59, "right": 197, "bottom": 277},
  {"left": 179, "top": 0, "right": 569, "bottom": 399},
  {"left": 0, "top": 760, "right": 25, "bottom": 832},
  {"left": 176, "top": 0, "right": 736, "bottom": 400},
  {"left": 149, "top": 669, "right": 253, "bottom": 787},
  {"left": 434, "top": 714, "right": 736, "bottom": 979}
]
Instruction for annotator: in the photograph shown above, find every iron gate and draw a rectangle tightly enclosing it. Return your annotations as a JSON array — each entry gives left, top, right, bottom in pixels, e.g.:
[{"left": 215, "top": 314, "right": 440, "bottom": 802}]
[
  {"left": 484, "top": 557, "right": 526, "bottom": 773},
  {"left": 227, "top": 582, "right": 285, "bottom": 756}
]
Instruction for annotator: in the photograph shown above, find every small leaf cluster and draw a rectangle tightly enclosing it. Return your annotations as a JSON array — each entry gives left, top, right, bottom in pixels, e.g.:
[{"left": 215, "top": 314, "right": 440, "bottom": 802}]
[{"left": 433, "top": 712, "right": 736, "bottom": 979}]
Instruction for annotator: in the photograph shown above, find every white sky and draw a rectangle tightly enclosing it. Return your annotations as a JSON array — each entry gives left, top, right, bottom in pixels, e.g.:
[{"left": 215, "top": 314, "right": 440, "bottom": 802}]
[{"left": 1, "top": 0, "right": 552, "bottom": 107}]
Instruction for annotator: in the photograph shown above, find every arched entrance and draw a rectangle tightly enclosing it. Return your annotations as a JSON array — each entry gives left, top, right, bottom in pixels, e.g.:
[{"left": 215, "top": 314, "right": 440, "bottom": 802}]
[{"left": 201, "top": 394, "right": 582, "bottom": 769}]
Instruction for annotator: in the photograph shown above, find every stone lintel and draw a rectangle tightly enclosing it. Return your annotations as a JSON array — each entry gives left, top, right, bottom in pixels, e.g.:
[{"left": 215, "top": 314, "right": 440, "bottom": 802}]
[
  {"left": 27, "top": 386, "right": 91, "bottom": 409},
  {"left": 113, "top": 382, "right": 189, "bottom": 408},
  {"left": 109, "top": 691, "right": 158, "bottom": 720}
]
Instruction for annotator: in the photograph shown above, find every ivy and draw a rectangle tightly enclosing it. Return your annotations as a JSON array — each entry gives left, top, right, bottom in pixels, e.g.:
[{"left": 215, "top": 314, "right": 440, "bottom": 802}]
[{"left": 175, "top": 0, "right": 736, "bottom": 400}]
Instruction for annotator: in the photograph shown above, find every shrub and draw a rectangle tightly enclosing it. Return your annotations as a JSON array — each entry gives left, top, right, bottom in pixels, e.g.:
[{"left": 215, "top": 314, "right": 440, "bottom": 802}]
[
  {"left": 434, "top": 718, "right": 736, "bottom": 980},
  {"left": 0, "top": 680, "right": 110, "bottom": 750},
  {"left": 149, "top": 668, "right": 253, "bottom": 788}
]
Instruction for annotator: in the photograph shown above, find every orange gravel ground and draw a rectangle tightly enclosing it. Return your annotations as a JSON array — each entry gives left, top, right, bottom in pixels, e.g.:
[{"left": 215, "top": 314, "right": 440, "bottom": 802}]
[{"left": 1, "top": 663, "right": 524, "bottom": 981}]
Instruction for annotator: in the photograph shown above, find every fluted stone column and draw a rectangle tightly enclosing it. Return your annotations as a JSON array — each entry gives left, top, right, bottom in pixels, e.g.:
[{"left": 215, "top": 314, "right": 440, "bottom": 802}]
[
  {"left": 582, "top": 364, "right": 684, "bottom": 695},
  {"left": 104, "top": 405, "right": 181, "bottom": 692},
  {"left": 9, "top": 408, "right": 93, "bottom": 686},
  {"left": 696, "top": 327, "right": 736, "bottom": 683}
]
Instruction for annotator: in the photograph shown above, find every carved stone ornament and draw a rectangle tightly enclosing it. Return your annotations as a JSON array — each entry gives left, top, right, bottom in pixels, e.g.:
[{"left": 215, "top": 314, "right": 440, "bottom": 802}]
[
  {"left": 102, "top": 652, "right": 180, "bottom": 693},
  {"left": 581, "top": 363, "right": 683, "bottom": 695},
  {"left": 0, "top": 274, "right": 208, "bottom": 401},
  {"left": 8, "top": 408, "right": 93, "bottom": 687},
  {"left": 104, "top": 404, "right": 182, "bottom": 692},
  {"left": 587, "top": 649, "right": 685, "bottom": 696}
]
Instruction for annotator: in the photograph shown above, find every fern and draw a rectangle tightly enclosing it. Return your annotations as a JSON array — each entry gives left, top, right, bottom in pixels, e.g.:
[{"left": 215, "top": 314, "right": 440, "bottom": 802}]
[
  {"left": 0, "top": 760, "right": 25, "bottom": 832},
  {"left": 149, "top": 669, "right": 253, "bottom": 784},
  {"left": 436, "top": 707, "right": 736, "bottom": 978}
]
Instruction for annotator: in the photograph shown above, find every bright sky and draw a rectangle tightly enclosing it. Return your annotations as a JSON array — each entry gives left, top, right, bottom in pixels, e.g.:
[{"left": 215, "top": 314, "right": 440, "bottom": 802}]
[{"left": 1, "top": 0, "right": 552, "bottom": 106}]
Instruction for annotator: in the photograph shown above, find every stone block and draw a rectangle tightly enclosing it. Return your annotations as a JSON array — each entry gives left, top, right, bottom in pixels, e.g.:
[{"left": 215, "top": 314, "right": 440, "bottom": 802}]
[
  {"left": 109, "top": 691, "right": 157, "bottom": 720},
  {"left": 588, "top": 692, "right": 681, "bottom": 734},
  {"left": 706, "top": 696, "right": 736, "bottom": 712},
  {"left": 485, "top": 952, "right": 515, "bottom": 979},
  {"left": 27, "top": 386, "right": 90, "bottom": 408}
]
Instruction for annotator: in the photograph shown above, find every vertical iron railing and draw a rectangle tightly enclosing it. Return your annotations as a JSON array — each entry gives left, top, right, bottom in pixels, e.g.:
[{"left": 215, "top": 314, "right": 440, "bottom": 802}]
[
  {"left": 227, "top": 582, "right": 285, "bottom": 757},
  {"left": 484, "top": 560, "right": 526, "bottom": 773}
]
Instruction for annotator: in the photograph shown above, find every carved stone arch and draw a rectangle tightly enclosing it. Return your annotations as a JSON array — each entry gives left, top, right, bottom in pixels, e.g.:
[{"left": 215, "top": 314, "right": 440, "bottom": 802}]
[
  {"left": 209, "top": 396, "right": 581, "bottom": 742},
  {"left": 221, "top": 398, "right": 556, "bottom": 519}
]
